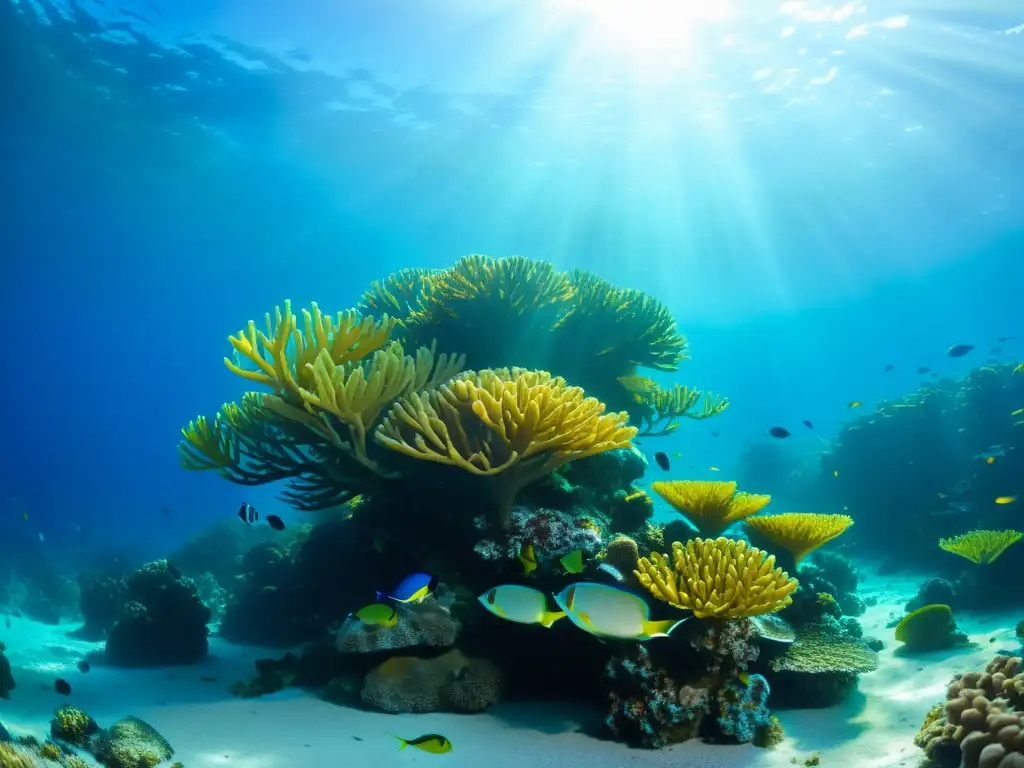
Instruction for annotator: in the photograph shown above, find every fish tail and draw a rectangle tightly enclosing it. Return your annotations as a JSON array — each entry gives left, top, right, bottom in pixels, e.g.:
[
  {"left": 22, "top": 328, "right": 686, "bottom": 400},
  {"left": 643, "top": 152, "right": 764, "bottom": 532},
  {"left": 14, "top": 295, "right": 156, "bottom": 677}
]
[
  {"left": 540, "top": 611, "right": 566, "bottom": 628},
  {"left": 391, "top": 735, "right": 407, "bottom": 751},
  {"left": 643, "top": 617, "right": 690, "bottom": 637}
]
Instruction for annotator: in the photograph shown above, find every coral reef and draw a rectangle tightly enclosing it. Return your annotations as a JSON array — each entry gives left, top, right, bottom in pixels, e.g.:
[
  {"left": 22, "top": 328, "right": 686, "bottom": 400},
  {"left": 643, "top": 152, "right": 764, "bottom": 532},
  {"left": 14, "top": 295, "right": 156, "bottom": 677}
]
[
  {"left": 472, "top": 505, "right": 603, "bottom": 566},
  {"left": 744, "top": 513, "right": 854, "bottom": 567},
  {"left": 939, "top": 530, "right": 1023, "bottom": 565},
  {"left": 636, "top": 538, "right": 798, "bottom": 619},
  {"left": 105, "top": 560, "right": 211, "bottom": 666},
  {"left": 50, "top": 706, "right": 99, "bottom": 747},
  {"left": 94, "top": 717, "right": 173, "bottom": 768},
  {"left": 915, "top": 655, "right": 1024, "bottom": 768},
  {"left": 360, "top": 649, "right": 500, "bottom": 714}
]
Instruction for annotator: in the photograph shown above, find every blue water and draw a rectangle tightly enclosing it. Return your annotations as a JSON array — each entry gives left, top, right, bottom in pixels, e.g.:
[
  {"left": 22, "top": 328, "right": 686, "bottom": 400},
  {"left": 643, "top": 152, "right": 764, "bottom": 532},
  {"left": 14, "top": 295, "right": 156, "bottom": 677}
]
[{"left": 2, "top": 2, "right": 1023, "bottom": 603}]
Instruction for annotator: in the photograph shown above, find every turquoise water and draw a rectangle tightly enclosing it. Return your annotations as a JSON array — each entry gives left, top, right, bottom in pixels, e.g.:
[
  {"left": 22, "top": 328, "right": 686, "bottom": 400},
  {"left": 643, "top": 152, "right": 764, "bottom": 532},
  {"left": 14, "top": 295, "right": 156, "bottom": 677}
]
[{"left": 1, "top": 2, "right": 1023, "bottom": 767}]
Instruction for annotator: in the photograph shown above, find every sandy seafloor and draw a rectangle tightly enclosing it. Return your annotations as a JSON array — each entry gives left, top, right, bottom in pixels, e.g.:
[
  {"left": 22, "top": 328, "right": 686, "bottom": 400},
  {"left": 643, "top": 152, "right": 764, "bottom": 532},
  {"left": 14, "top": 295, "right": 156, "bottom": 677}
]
[{"left": 1, "top": 567, "right": 1020, "bottom": 768}]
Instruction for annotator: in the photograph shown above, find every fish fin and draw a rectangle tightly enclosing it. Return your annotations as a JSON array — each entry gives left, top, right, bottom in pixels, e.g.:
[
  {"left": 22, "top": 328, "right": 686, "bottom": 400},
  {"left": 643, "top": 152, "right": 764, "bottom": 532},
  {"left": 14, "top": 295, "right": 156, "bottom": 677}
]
[
  {"left": 540, "top": 611, "right": 565, "bottom": 628},
  {"left": 642, "top": 617, "right": 690, "bottom": 637},
  {"left": 391, "top": 735, "right": 407, "bottom": 751}
]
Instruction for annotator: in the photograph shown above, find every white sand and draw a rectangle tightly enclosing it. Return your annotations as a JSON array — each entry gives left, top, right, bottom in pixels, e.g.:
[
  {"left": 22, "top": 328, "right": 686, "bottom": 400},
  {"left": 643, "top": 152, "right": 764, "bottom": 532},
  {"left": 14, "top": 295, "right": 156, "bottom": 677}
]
[{"left": 1, "top": 568, "right": 1018, "bottom": 768}]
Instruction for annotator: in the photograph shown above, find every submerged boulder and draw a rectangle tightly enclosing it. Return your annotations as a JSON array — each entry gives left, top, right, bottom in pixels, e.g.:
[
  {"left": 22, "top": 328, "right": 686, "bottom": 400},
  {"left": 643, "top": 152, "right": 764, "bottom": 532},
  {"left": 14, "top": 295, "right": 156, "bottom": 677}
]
[
  {"left": 0, "top": 641, "right": 14, "bottom": 699},
  {"left": 105, "top": 560, "right": 211, "bottom": 666}
]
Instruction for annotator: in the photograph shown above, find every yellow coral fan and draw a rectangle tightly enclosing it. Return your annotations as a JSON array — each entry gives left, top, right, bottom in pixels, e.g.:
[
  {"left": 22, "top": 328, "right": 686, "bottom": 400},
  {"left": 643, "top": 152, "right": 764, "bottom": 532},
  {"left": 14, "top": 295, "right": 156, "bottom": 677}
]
[
  {"left": 375, "top": 368, "right": 636, "bottom": 527},
  {"left": 634, "top": 538, "right": 798, "bottom": 619},
  {"left": 938, "top": 529, "right": 1023, "bottom": 564},
  {"left": 650, "top": 481, "right": 771, "bottom": 537},
  {"left": 744, "top": 513, "right": 853, "bottom": 565}
]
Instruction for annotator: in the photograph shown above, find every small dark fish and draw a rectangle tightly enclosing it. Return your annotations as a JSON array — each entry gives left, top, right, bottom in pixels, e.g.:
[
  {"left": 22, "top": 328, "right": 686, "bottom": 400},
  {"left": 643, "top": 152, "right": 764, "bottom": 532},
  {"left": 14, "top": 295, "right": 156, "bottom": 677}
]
[
  {"left": 930, "top": 372, "right": 938, "bottom": 378},
  {"left": 54, "top": 679, "right": 72, "bottom": 695},
  {"left": 768, "top": 427, "right": 791, "bottom": 439},
  {"left": 160, "top": 506, "right": 170, "bottom": 515},
  {"left": 710, "top": 431, "right": 720, "bottom": 438},
  {"left": 654, "top": 452, "right": 670, "bottom": 471},
  {"left": 947, "top": 344, "right": 974, "bottom": 358},
  {"left": 803, "top": 420, "right": 814, "bottom": 429},
  {"left": 200, "top": 676, "right": 217, "bottom": 683},
  {"left": 884, "top": 364, "right": 895, "bottom": 371},
  {"left": 77, "top": 660, "right": 90, "bottom": 673},
  {"left": 917, "top": 366, "right": 930, "bottom": 374},
  {"left": 266, "top": 514, "right": 285, "bottom": 531},
  {"left": 352, "top": 736, "right": 364, "bottom": 742},
  {"left": 237, "top": 502, "right": 258, "bottom": 524}
]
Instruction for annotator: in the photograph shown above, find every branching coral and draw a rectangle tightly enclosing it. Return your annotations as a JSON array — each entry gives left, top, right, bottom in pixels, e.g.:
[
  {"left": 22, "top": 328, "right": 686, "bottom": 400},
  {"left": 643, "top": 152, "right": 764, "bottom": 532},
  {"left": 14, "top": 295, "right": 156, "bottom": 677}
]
[
  {"left": 939, "top": 529, "right": 1023, "bottom": 565},
  {"left": 631, "top": 383, "right": 730, "bottom": 436},
  {"left": 179, "top": 300, "right": 464, "bottom": 509},
  {"left": 357, "top": 267, "right": 438, "bottom": 319},
  {"left": 744, "top": 513, "right": 854, "bottom": 565},
  {"left": 651, "top": 481, "right": 771, "bottom": 538},
  {"left": 375, "top": 368, "right": 636, "bottom": 528},
  {"left": 635, "top": 538, "right": 798, "bottom": 619}
]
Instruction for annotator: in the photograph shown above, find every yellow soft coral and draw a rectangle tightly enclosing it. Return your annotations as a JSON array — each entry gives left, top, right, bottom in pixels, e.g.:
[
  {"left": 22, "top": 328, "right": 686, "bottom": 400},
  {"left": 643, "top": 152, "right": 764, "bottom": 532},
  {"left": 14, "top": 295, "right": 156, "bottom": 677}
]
[
  {"left": 633, "top": 383, "right": 730, "bottom": 436},
  {"left": 375, "top": 368, "right": 636, "bottom": 527},
  {"left": 0, "top": 743, "right": 36, "bottom": 768},
  {"left": 634, "top": 538, "right": 798, "bottom": 619},
  {"left": 938, "top": 529, "right": 1023, "bottom": 564},
  {"left": 650, "top": 480, "right": 771, "bottom": 537},
  {"left": 744, "top": 513, "right": 853, "bottom": 565}
]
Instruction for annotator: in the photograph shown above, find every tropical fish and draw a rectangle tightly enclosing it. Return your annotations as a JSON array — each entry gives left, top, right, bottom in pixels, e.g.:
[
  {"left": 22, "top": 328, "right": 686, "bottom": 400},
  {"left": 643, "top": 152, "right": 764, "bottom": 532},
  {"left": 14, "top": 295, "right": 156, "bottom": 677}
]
[
  {"left": 998, "top": 336, "right": 1016, "bottom": 342},
  {"left": 560, "top": 550, "right": 586, "bottom": 574},
  {"left": 266, "top": 514, "right": 285, "bottom": 531},
  {"left": 803, "top": 420, "right": 814, "bottom": 429},
  {"left": 350, "top": 603, "right": 398, "bottom": 627},
  {"left": 710, "top": 431, "right": 721, "bottom": 437},
  {"left": 986, "top": 457, "right": 996, "bottom": 464},
  {"left": 237, "top": 502, "right": 258, "bottom": 524},
  {"left": 54, "top": 679, "right": 72, "bottom": 695},
  {"left": 848, "top": 401, "right": 863, "bottom": 409},
  {"left": 477, "top": 585, "right": 565, "bottom": 627},
  {"left": 518, "top": 542, "right": 537, "bottom": 577},
  {"left": 377, "top": 572, "right": 439, "bottom": 604},
  {"left": 597, "top": 563, "right": 625, "bottom": 582},
  {"left": 768, "top": 427, "right": 791, "bottom": 439},
  {"left": 833, "top": 469, "right": 840, "bottom": 477},
  {"left": 884, "top": 364, "right": 895, "bottom": 371},
  {"left": 995, "top": 496, "right": 1017, "bottom": 505},
  {"left": 1012, "top": 408, "right": 1024, "bottom": 417},
  {"left": 392, "top": 734, "right": 452, "bottom": 754},
  {"left": 708, "top": 466, "right": 720, "bottom": 472},
  {"left": 76, "top": 660, "right": 90, "bottom": 673},
  {"left": 947, "top": 344, "right": 974, "bottom": 358},
  {"left": 654, "top": 452, "right": 670, "bottom": 471},
  {"left": 917, "top": 366, "right": 931, "bottom": 374},
  {"left": 553, "top": 583, "right": 687, "bottom": 641}
]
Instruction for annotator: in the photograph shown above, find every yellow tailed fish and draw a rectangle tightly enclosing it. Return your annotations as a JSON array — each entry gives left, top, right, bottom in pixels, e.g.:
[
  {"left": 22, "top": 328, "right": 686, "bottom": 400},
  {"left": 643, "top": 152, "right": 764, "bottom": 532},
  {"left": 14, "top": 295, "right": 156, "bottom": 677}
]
[
  {"left": 392, "top": 733, "right": 452, "bottom": 754},
  {"left": 477, "top": 585, "right": 565, "bottom": 627},
  {"left": 518, "top": 542, "right": 537, "bottom": 577},
  {"left": 995, "top": 496, "right": 1017, "bottom": 505},
  {"left": 553, "top": 582, "right": 687, "bottom": 641},
  {"left": 350, "top": 603, "right": 398, "bottom": 627},
  {"left": 559, "top": 549, "right": 585, "bottom": 574}
]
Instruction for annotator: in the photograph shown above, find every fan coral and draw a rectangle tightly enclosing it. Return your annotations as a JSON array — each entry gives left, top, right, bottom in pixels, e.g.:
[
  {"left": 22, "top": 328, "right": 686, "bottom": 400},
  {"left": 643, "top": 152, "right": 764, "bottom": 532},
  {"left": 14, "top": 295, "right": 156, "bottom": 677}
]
[
  {"left": 635, "top": 538, "right": 798, "bottom": 619},
  {"left": 376, "top": 368, "right": 636, "bottom": 528},
  {"left": 631, "top": 383, "right": 730, "bottom": 436},
  {"left": 650, "top": 481, "right": 771, "bottom": 538},
  {"left": 939, "top": 529, "right": 1023, "bottom": 565},
  {"left": 744, "top": 513, "right": 854, "bottom": 565},
  {"left": 360, "top": 649, "right": 500, "bottom": 713}
]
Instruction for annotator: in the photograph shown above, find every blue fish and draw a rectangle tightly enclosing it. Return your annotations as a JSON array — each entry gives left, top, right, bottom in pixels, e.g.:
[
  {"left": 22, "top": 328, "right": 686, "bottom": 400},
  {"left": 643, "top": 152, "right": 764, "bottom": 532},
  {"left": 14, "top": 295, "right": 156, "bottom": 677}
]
[{"left": 377, "top": 572, "right": 439, "bottom": 604}]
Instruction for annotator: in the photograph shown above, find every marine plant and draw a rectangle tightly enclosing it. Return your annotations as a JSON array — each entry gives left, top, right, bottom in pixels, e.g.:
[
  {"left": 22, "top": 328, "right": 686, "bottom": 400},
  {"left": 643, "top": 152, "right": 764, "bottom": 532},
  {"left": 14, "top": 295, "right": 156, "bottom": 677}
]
[
  {"left": 0, "top": 743, "right": 36, "bottom": 768},
  {"left": 938, "top": 529, "right": 1023, "bottom": 565},
  {"left": 375, "top": 368, "right": 636, "bottom": 528},
  {"left": 634, "top": 538, "right": 799, "bottom": 619},
  {"left": 650, "top": 481, "right": 771, "bottom": 537},
  {"left": 744, "top": 513, "right": 854, "bottom": 565}
]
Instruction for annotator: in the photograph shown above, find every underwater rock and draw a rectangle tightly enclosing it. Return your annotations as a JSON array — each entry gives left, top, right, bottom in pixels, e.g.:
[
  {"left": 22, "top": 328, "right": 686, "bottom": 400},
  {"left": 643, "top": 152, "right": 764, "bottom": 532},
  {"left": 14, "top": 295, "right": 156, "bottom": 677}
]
[
  {"left": 105, "top": 560, "right": 211, "bottom": 666},
  {"left": 20, "top": 593, "right": 61, "bottom": 625},
  {"left": 0, "top": 720, "right": 9, "bottom": 741},
  {"left": 94, "top": 716, "right": 173, "bottom": 768},
  {"left": 360, "top": 649, "right": 501, "bottom": 714},
  {"left": 73, "top": 568, "right": 125, "bottom": 640},
  {"left": 0, "top": 641, "right": 14, "bottom": 699},
  {"left": 336, "top": 591, "right": 459, "bottom": 654},
  {"left": 906, "top": 577, "right": 959, "bottom": 613},
  {"left": 608, "top": 487, "right": 655, "bottom": 534}
]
